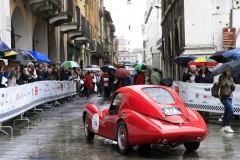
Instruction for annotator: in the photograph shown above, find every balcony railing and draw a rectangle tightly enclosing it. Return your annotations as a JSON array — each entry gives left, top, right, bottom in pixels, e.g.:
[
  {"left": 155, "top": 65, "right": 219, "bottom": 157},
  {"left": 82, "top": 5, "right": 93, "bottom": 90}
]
[
  {"left": 97, "top": 42, "right": 103, "bottom": 55},
  {"left": 85, "top": 20, "right": 90, "bottom": 39},
  {"left": 80, "top": 16, "right": 90, "bottom": 40},
  {"left": 50, "top": 0, "right": 61, "bottom": 9},
  {"left": 24, "top": 0, "right": 61, "bottom": 15},
  {"left": 104, "top": 38, "right": 109, "bottom": 45},
  {"left": 61, "top": 0, "right": 73, "bottom": 17},
  {"left": 103, "top": 53, "right": 110, "bottom": 62},
  {"left": 75, "top": 6, "right": 80, "bottom": 25}
]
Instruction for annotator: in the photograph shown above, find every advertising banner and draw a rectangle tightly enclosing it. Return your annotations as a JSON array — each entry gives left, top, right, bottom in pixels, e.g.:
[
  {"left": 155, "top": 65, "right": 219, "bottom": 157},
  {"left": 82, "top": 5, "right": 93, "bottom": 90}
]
[
  {"left": 172, "top": 81, "right": 240, "bottom": 115},
  {"left": 0, "top": 81, "right": 76, "bottom": 123},
  {"left": 172, "top": 81, "right": 188, "bottom": 104}
]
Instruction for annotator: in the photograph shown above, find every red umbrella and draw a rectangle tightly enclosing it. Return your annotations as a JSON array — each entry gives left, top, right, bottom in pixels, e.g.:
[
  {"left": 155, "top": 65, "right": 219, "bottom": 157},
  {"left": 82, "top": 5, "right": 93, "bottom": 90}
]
[{"left": 115, "top": 68, "right": 130, "bottom": 78}]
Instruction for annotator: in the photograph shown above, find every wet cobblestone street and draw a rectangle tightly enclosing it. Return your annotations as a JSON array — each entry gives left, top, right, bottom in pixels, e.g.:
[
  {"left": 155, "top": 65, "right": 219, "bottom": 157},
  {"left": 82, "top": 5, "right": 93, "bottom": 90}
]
[{"left": 0, "top": 95, "right": 240, "bottom": 160}]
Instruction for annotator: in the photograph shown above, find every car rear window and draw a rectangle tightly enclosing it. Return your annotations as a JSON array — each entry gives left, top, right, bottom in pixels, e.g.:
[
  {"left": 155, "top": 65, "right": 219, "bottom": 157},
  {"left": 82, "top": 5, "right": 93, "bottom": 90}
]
[{"left": 142, "top": 87, "right": 175, "bottom": 104}]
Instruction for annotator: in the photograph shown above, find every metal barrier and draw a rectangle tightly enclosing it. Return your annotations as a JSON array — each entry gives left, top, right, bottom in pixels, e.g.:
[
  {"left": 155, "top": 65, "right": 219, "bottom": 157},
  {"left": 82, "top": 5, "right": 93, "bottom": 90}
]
[
  {"left": 0, "top": 81, "right": 76, "bottom": 135},
  {"left": 172, "top": 81, "right": 240, "bottom": 115}
]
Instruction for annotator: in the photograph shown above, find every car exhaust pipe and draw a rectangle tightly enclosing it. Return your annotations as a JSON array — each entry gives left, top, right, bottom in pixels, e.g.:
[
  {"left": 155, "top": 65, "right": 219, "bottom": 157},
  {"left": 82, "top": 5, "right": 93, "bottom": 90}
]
[
  {"left": 196, "top": 137, "right": 202, "bottom": 142},
  {"left": 163, "top": 139, "right": 168, "bottom": 144}
]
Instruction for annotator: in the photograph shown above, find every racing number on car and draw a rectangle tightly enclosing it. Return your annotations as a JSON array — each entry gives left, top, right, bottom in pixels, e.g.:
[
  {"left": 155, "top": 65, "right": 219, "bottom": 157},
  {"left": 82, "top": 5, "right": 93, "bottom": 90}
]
[{"left": 92, "top": 114, "right": 100, "bottom": 133}]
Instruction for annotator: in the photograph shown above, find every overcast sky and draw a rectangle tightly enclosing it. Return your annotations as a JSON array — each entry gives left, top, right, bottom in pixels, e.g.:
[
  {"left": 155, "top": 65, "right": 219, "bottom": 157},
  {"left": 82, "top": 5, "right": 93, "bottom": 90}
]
[{"left": 104, "top": 0, "right": 146, "bottom": 51}]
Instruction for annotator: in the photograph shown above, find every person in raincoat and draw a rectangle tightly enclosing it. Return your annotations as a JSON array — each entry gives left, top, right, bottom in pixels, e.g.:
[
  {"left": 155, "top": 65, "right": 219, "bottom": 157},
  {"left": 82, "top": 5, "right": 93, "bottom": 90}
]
[{"left": 146, "top": 65, "right": 161, "bottom": 85}]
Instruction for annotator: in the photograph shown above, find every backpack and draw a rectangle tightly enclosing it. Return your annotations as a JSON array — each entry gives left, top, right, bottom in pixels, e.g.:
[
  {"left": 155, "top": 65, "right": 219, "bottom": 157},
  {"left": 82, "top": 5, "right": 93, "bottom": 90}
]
[{"left": 160, "top": 78, "right": 173, "bottom": 87}]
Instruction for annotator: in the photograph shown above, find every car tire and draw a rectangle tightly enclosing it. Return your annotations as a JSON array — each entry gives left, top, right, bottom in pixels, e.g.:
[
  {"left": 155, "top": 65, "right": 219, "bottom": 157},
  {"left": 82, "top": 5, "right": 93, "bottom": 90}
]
[
  {"left": 84, "top": 113, "right": 95, "bottom": 141},
  {"left": 117, "top": 121, "right": 131, "bottom": 155},
  {"left": 184, "top": 142, "right": 200, "bottom": 151}
]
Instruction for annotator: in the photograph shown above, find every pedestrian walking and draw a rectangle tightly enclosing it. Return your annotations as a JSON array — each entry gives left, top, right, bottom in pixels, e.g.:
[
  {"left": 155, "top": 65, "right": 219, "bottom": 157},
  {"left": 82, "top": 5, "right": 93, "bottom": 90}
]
[
  {"left": 108, "top": 70, "right": 115, "bottom": 94},
  {"left": 218, "top": 69, "right": 236, "bottom": 133},
  {"left": 85, "top": 71, "right": 93, "bottom": 98}
]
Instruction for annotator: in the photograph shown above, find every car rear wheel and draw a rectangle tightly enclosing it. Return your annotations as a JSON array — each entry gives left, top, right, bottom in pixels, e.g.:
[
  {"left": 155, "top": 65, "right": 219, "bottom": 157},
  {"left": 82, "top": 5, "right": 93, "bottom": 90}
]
[
  {"left": 117, "top": 121, "right": 131, "bottom": 154},
  {"left": 184, "top": 142, "right": 200, "bottom": 151},
  {"left": 84, "top": 113, "right": 95, "bottom": 141}
]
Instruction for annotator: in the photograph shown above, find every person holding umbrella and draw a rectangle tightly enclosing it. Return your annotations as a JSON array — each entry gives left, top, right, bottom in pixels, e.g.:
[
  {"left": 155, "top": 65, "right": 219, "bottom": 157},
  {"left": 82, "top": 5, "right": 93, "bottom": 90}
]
[
  {"left": 211, "top": 60, "right": 240, "bottom": 125},
  {"left": 195, "top": 62, "right": 213, "bottom": 83},
  {"left": 182, "top": 65, "right": 198, "bottom": 83},
  {"left": 194, "top": 62, "right": 214, "bottom": 117},
  {"left": 218, "top": 69, "right": 236, "bottom": 133}
]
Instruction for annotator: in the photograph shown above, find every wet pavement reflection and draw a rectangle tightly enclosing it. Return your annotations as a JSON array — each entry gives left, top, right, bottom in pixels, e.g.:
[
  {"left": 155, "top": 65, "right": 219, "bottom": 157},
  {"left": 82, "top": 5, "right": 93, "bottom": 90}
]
[{"left": 0, "top": 94, "right": 240, "bottom": 160}]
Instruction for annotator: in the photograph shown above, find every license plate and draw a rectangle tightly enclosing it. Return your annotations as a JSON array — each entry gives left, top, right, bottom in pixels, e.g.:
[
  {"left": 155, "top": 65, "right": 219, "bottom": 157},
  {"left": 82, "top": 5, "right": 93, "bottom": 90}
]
[{"left": 162, "top": 107, "right": 182, "bottom": 115}]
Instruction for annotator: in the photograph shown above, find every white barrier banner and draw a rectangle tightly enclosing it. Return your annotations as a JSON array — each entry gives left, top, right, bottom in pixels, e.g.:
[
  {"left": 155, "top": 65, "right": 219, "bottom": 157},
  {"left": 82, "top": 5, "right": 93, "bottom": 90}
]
[
  {"left": 172, "top": 81, "right": 188, "bottom": 104},
  {"left": 0, "top": 81, "right": 76, "bottom": 123},
  {"left": 172, "top": 81, "right": 240, "bottom": 115}
]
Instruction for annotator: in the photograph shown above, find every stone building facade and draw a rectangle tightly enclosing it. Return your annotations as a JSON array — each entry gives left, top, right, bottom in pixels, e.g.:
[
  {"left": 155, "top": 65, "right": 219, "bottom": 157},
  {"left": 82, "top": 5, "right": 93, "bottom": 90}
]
[
  {"left": 161, "top": 0, "right": 240, "bottom": 80},
  {"left": 1, "top": 0, "right": 117, "bottom": 67}
]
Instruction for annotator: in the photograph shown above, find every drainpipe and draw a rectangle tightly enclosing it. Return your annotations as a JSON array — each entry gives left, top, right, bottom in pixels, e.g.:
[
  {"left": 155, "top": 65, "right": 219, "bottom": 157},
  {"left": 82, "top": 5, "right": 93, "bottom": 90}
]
[{"left": 47, "top": 21, "right": 50, "bottom": 58}]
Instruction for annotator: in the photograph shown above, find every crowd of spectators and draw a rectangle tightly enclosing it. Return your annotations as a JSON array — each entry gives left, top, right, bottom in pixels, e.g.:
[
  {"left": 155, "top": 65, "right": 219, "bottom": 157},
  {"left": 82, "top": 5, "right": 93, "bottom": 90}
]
[{"left": 0, "top": 60, "right": 86, "bottom": 89}]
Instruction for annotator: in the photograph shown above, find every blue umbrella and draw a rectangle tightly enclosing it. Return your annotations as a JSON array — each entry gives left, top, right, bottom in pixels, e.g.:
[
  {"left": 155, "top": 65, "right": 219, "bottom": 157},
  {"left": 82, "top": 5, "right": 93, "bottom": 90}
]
[
  {"left": 28, "top": 51, "right": 51, "bottom": 63},
  {"left": 222, "top": 48, "right": 240, "bottom": 60},
  {"left": 0, "top": 40, "right": 11, "bottom": 52},
  {"left": 174, "top": 54, "right": 197, "bottom": 67}
]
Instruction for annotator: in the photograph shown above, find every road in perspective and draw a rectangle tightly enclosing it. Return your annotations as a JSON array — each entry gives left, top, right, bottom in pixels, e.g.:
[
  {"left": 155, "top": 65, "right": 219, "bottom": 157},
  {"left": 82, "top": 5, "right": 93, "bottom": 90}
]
[{"left": 0, "top": 94, "right": 240, "bottom": 160}]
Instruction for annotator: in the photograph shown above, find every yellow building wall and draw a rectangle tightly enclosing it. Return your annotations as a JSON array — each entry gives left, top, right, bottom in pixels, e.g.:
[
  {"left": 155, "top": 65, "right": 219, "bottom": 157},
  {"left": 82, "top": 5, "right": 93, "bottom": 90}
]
[{"left": 85, "top": 0, "right": 99, "bottom": 41}]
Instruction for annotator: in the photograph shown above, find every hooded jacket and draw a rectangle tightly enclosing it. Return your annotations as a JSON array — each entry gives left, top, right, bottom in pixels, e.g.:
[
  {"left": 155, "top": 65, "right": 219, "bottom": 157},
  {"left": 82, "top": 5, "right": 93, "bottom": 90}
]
[{"left": 146, "top": 65, "right": 161, "bottom": 85}]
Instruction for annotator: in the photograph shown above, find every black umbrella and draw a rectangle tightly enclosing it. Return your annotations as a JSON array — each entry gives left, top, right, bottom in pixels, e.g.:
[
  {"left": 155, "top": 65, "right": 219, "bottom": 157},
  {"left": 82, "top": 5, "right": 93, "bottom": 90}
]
[
  {"left": 231, "top": 65, "right": 240, "bottom": 78},
  {"left": 100, "top": 65, "right": 116, "bottom": 72},
  {"left": 209, "top": 51, "right": 229, "bottom": 63},
  {"left": 211, "top": 60, "right": 240, "bottom": 77},
  {"left": 174, "top": 54, "right": 197, "bottom": 67},
  {"left": 6, "top": 48, "right": 36, "bottom": 62}
]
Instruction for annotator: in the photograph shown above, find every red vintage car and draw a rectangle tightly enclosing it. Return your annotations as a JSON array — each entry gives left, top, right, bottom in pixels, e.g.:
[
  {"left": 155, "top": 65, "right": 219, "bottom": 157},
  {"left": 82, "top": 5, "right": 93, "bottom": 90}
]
[{"left": 82, "top": 85, "right": 207, "bottom": 154}]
